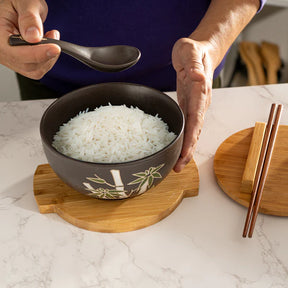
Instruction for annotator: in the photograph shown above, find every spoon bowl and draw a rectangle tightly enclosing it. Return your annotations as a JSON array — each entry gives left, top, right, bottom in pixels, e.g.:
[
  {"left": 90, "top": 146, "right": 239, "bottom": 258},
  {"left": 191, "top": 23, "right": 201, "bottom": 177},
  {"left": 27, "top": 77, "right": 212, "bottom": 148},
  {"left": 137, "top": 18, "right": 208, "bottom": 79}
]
[{"left": 9, "top": 35, "right": 141, "bottom": 72}]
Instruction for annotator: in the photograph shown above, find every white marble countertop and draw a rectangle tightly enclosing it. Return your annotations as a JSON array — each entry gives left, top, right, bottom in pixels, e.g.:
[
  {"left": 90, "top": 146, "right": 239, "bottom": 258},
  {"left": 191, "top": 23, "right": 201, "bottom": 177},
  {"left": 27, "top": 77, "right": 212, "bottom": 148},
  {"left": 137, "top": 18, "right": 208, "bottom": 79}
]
[{"left": 1, "top": 84, "right": 288, "bottom": 287}]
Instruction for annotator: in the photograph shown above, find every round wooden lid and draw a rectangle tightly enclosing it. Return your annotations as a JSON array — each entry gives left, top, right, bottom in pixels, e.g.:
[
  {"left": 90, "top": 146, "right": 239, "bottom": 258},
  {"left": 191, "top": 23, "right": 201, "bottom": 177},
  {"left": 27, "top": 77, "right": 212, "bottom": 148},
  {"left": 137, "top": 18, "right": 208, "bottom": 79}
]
[{"left": 214, "top": 125, "right": 288, "bottom": 216}]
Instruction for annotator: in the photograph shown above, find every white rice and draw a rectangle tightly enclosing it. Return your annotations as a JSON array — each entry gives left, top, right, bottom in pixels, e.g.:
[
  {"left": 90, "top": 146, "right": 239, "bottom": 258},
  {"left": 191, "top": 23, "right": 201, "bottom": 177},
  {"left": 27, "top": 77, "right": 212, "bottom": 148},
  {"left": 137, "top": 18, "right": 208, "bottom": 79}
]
[{"left": 52, "top": 104, "right": 176, "bottom": 163}]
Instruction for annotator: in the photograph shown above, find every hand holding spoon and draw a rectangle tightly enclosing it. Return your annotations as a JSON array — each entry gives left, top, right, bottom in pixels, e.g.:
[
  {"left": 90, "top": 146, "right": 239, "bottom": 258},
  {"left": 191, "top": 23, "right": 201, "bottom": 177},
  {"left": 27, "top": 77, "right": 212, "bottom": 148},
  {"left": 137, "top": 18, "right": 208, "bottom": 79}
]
[{"left": 9, "top": 35, "right": 141, "bottom": 72}]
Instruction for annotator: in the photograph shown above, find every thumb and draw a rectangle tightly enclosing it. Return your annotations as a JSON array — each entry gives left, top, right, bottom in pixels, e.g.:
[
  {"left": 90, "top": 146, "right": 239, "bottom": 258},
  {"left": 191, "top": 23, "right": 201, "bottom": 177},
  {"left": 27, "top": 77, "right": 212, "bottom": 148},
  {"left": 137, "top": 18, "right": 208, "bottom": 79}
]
[{"left": 14, "top": 0, "right": 48, "bottom": 43}]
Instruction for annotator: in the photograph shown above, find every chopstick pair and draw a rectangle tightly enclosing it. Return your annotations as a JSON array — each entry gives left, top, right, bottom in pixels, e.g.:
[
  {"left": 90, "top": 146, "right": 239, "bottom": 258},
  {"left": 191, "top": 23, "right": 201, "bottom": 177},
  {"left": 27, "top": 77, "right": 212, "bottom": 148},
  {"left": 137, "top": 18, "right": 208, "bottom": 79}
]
[{"left": 242, "top": 103, "right": 283, "bottom": 238}]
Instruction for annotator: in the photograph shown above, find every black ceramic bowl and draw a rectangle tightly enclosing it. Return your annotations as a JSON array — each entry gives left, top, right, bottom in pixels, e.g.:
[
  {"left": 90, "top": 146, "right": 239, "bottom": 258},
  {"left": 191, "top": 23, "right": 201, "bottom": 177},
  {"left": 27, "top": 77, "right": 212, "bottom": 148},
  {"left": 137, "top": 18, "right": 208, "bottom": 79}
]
[{"left": 40, "top": 82, "right": 184, "bottom": 200}]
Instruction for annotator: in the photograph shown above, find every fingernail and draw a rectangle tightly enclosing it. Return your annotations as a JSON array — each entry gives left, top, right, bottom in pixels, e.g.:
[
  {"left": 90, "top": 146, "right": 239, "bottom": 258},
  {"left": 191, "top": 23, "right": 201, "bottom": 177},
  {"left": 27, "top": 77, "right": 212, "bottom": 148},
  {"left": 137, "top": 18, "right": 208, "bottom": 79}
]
[
  {"left": 54, "top": 30, "right": 60, "bottom": 40},
  {"left": 25, "top": 26, "right": 40, "bottom": 41},
  {"left": 47, "top": 48, "right": 59, "bottom": 58}
]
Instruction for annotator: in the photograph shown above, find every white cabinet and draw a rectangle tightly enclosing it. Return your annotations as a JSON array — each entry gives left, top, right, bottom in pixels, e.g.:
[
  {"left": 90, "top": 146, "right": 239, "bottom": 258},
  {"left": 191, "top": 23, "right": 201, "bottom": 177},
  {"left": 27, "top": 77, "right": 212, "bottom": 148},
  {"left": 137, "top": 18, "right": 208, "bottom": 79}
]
[{"left": 267, "top": 0, "right": 288, "bottom": 8}]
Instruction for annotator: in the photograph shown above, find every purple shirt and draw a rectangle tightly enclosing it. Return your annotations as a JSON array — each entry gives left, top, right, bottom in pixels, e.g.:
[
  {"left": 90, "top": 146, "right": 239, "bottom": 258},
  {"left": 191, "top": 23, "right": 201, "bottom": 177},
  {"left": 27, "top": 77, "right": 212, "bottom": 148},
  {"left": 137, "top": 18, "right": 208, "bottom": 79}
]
[{"left": 42, "top": 0, "right": 266, "bottom": 94}]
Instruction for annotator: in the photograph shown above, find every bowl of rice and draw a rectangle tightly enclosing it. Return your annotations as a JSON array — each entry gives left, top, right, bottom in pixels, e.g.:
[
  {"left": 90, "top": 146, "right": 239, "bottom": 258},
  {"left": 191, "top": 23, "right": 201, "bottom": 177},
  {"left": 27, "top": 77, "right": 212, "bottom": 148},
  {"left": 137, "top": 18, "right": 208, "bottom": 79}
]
[{"left": 40, "top": 82, "right": 184, "bottom": 200}]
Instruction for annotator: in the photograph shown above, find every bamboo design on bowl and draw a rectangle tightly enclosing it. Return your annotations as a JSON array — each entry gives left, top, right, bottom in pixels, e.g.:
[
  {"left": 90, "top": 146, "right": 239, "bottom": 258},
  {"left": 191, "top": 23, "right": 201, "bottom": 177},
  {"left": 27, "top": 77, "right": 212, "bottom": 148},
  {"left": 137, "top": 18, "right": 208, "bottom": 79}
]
[{"left": 83, "top": 164, "right": 165, "bottom": 199}]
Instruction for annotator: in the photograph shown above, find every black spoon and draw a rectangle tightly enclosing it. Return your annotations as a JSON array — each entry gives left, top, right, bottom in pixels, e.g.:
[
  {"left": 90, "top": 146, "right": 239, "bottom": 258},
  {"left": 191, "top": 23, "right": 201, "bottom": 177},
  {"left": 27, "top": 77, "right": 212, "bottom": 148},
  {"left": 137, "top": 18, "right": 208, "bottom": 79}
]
[{"left": 9, "top": 34, "right": 141, "bottom": 72}]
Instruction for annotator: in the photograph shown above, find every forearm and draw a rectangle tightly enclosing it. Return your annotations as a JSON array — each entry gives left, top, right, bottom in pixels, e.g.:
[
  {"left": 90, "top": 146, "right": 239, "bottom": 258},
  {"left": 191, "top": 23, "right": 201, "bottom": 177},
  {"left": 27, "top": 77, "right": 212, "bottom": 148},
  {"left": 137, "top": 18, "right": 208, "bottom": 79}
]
[{"left": 189, "top": 0, "right": 261, "bottom": 70}]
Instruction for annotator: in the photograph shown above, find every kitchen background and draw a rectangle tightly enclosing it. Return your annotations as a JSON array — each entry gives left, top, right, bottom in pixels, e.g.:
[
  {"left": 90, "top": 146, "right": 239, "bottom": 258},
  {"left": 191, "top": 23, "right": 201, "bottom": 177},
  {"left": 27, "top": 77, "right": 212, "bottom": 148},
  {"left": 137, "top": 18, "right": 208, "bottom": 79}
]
[{"left": 0, "top": 1, "right": 287, "bottom": 102}]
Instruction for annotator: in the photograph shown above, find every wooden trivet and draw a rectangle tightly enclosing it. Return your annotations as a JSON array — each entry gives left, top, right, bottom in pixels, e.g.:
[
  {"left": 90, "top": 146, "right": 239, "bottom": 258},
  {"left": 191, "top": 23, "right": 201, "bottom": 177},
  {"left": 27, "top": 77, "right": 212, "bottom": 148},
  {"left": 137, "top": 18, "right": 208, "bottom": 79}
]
[
  {"left": 214, "top": 125, "right": 288, "bottom": 216},
  {"left": 33, "top": 160, "right": 199, "bottom": 232}
]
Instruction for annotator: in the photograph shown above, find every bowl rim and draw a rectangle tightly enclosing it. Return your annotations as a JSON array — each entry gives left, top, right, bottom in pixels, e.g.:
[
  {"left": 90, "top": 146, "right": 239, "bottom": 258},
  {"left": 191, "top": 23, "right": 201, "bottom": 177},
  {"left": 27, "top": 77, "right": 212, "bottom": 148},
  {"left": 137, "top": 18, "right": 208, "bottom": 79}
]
[{"left": 40, "top": 82, "right": 185, "bottom": 166}]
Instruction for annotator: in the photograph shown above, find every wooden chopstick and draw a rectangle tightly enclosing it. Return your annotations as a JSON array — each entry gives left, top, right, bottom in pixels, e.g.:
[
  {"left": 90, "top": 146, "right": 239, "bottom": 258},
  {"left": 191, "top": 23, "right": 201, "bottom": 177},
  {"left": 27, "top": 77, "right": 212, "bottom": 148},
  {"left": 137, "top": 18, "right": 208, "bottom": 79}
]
[
  {"left": 242, "top": 104, "right": 276, "bottom": 237},
  {"left": 242, "top": 103, "right": 283, "bottom": 238},
  {"left": 247, "top": 104, "right": 283, "bottom": 237}
]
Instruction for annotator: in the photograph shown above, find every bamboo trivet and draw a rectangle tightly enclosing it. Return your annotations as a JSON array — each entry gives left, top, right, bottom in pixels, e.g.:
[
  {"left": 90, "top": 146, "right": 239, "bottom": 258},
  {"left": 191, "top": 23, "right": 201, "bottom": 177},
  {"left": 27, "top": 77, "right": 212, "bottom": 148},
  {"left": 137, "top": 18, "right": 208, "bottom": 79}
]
[{"left": 33, "top": 160, "right": 199, "bottom": 232}]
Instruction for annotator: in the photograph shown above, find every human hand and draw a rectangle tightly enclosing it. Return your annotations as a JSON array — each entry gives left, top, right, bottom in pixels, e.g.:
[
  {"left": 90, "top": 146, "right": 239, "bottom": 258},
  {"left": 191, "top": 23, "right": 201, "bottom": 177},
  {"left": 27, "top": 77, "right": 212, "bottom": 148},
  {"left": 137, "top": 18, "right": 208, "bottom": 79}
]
[
  {"left": 172, "top": 37, "right": 215, "bottom": 173},
  {"left": 0, "top": 0, "right": 60, "bottom": 79}
]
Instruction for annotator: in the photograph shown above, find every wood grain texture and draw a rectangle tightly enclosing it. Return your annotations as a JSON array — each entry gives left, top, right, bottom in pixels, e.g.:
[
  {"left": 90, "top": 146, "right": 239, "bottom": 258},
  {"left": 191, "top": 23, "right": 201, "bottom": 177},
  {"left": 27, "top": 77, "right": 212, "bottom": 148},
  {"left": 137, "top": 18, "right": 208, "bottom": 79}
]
[
  {"left": 241, "top": 122, "right": 266, "bottom": 194},
  {"left": 239, "top": 42, "right": 266, "bottom": 86},
  {"left": 34, "top": 160, "right": 199, "bottom": 232},
  {"left": 214, "top": 125, "right": 288, "bottom": 216},
  {"left": 261, "top": 42, "right": 281, "bottom": 85}
]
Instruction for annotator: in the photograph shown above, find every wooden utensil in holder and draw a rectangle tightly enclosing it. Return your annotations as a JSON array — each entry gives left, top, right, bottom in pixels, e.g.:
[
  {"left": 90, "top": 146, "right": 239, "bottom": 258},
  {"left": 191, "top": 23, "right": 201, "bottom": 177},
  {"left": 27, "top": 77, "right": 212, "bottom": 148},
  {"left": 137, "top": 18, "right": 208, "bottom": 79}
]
[
  {"left": 239, "top": 41, "right": 281, "bottom": 86},
  {"left": 261, "top": 42, "right": 282, "bottom": 85},
  {"left": 239, "top": 42, "right": 266, "bottom": 86}
]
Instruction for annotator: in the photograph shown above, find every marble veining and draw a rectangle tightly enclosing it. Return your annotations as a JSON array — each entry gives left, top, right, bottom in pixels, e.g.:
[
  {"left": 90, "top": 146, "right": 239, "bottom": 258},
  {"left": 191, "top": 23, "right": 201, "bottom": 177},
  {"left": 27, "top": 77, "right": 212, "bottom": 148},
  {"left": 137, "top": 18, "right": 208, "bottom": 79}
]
[{"left": 1, "top": 85, "right": 288, "bottom": 287}]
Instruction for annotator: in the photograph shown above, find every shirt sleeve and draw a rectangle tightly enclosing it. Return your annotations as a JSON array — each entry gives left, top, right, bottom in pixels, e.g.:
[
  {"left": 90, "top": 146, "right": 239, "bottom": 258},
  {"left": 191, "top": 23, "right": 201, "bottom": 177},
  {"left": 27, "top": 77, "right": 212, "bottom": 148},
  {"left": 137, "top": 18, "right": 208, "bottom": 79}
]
[{"left": 258, "top": 0, "right": 267, "bottom": 12}]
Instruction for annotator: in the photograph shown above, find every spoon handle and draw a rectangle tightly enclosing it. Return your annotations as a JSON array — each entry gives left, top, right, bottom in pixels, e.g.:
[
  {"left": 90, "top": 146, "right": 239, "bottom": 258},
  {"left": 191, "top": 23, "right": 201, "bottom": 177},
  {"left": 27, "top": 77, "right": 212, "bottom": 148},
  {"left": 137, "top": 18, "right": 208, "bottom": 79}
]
[
  {"left": 8, "top": 34, "right": 89, "bottom": 62},
  {"left": 9, "top": 34, "right": 67, "bottom": 49}
]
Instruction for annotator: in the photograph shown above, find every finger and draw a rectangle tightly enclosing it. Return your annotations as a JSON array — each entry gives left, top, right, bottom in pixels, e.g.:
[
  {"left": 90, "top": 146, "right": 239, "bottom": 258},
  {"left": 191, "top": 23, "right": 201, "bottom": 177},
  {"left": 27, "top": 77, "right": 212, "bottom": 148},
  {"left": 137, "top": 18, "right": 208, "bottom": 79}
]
[
  {"left": 44, "top": 29, "right": 60, "bottom": 40},
  {"left": 17, "top": 54, "right": 59, "bottom": 79},
  {"left": 173, "top": 113, "right": 201, "bottom": 173},
  {"left": 6, "top": 43, "right": 60, "bottom": 76},
  {"left": 0, "top": 2, "right": 19, "bottom": 35},
  {"left": 9, "top": 43, "right": 60, "bottom": 64},
  {"left": 176, "top": 80, "right": 187, "bottom": 116},
  {"left": 174, "top": 77, "right": 208, "bottom": 173},
  {"left": 173, "top": 147, "right": 194, "bottom": 173},
  {"left": 14, "top": 0, "right": 48, "bottom": 42},
  {"left": 173, "top": 106, "right": 199, "bottom": 173}
]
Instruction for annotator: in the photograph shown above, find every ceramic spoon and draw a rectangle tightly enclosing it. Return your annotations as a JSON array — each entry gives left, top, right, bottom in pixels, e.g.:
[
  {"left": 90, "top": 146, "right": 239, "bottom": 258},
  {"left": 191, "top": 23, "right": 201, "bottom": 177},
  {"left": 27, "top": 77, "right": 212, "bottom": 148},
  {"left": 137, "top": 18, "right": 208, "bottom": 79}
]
[{"left": 9, "top": 34, "right": 141, "bottom": 72}]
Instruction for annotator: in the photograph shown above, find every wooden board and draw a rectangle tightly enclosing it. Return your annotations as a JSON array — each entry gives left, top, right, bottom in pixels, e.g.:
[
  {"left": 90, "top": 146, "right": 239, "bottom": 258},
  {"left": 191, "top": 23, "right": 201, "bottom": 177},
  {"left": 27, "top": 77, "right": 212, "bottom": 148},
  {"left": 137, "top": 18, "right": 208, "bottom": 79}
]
[
  {"left": 214, "top": 125, "right": 288, "bottom": 216},
  {"left": 33, "top": 160, "right": 199, "bottom": 232},
  {"left": 241, "top": 122, "right": 266, "bottom": 193}
]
